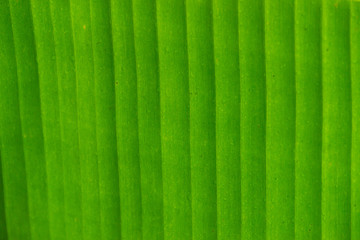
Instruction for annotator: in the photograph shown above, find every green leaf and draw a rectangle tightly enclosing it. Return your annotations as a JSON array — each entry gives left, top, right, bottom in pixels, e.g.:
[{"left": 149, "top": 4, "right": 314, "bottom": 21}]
[{"left": 0, "top": 0, "right": 359, "bottom": 239}]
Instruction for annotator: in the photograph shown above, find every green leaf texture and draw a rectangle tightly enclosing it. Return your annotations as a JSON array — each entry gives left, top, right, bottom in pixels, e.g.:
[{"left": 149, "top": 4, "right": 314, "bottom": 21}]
[{"left": 0, "top": 0, "right": 359, "bottom": 239}]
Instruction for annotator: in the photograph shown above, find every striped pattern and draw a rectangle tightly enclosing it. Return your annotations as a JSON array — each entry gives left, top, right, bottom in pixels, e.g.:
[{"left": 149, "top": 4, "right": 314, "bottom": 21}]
[{"left": 0, "top": 0, "right": 359, "bottom": 239}]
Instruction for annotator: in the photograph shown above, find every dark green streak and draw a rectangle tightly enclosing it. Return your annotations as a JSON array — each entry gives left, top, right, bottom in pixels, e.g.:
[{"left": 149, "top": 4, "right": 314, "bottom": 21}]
[
  {"left": 265, "top": 0, "right": 296, "bottom": 239},
  {"left": 111, "top": 0, "right": 142, "bottom": 239},
  {"left": 186, "top": 0, "right": 217, "bottom": 239},
  {"left": 0, "top": 150, "right": 8, "bottom": 239},
  {"left": 322, "top": 0, "right": 351, "bottom": 239},
  {"left": 90, "top": 1, "right": 121, "bottom": 239},
  {"left": 0, "top": 2, "right": 31, "bottom": 239},
  {"left": 49, "top": 0, "right": 83, "bottom": 238},
  {"left": 9, "top": 0, "right": 50, "bottom": 238},
  {"left": 157, "top": 0, "right": 192, "bottom": 239},
  {"left": 70, "top": 0, "right": 102, "bottom": 238},
  {"left": 351, "top": 2, "right": 360, "bottom": 239},
  {"left": 238, "top": 0, "right": 266, "bottom": 239},
  {"left": 30, "top": 0, "right": 66, "bottom": 239},
  {"left": 132, "top": 0, "right": 164, "bottom": 239},
  {"left": 294, "top": 0, "right": 322, "bottom": 239},
  {"left": 213, "top": 0, "right": 241, "bottom": 239}
]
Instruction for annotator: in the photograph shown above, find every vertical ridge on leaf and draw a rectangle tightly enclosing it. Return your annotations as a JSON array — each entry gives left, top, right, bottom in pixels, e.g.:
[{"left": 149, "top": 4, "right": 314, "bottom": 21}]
[
  {"left": 111, "top": 0, "right": 143, "bottom": 238},
  {"left": 0, "top": 1, "right": 31, "bottom": 238},
  {"left": 30, "top": 0, "right": 66, "bottom": 238},
  {"left": 69, "top": 0, "right": 102, "bottom": 238},
  {"left": 213, "top": 0, "right": 241, "bottom": 238},
  {"left": 90, "top": 0, "right": 121, "bottom": 239},
  {"left": 322, "top": 0, "right": 352, "bottom": 239},
  {"left": 351, "top": 1, "right": 360, "bottom": 239},
  {"left": 264, "top": 0, "right": 296, "bottom": 238},
  {"left": 294, "top": 0, "right": 322, "bottom": 239},
  {"left": 156, "top": 0, "right": 192, "bottom": 238},
  {"left": 49, "top": 0, "right": 83, "bottom": 238},
  {"left": 8, "top": 0, "right": 51, "bottom": 238},
  {"left": 186, "top": 0, "right": 217, "bottom": 239},
  {"left": 132, "top": 0, "right": 164, "bottom": 239},
  {"left": 238, "top": 0, "right": 267, "bottom": 239}
]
